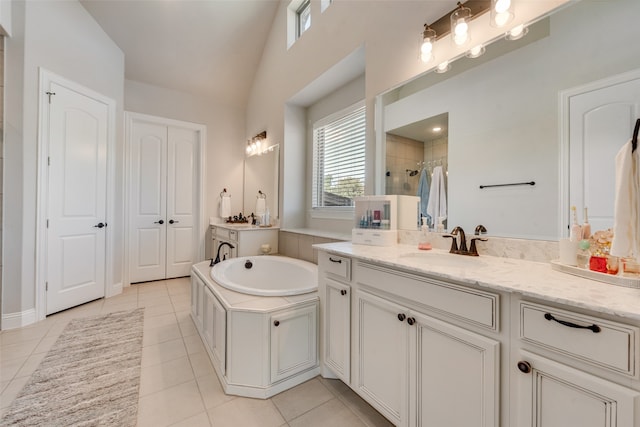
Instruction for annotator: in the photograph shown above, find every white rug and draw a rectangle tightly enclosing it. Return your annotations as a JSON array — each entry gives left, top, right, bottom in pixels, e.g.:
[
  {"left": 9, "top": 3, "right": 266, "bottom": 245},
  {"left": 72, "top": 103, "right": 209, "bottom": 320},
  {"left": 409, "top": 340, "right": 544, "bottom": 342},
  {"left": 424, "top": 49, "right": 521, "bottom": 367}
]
[{"left": 1, "top": 308, "right": 144, "bottom": 426}]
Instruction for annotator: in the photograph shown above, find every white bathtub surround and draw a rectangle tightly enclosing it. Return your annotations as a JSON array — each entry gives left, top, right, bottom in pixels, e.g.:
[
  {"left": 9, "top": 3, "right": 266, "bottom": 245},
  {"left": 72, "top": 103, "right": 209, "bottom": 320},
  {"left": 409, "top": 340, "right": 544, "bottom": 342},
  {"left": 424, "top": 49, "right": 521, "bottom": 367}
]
[
  {"left": 191, "top": 261, "right": 319, "bottom": 399},
  {"left": 211, "top": 256, "right": 317, "bottom": 296},
  {"left": 398, "top": 229, "right": 558, "bottom": 263}
]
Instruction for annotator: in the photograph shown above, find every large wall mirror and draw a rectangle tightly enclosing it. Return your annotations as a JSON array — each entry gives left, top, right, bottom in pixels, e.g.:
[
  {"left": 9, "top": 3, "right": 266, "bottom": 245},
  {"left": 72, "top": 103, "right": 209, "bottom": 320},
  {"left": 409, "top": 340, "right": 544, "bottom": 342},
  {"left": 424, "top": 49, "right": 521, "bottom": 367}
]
[
  {"left": 244, "top": 145, "right": 279, "bottom": 220},
  {"left": 375, "top": 0, "right": 640, "bottom": 241}
]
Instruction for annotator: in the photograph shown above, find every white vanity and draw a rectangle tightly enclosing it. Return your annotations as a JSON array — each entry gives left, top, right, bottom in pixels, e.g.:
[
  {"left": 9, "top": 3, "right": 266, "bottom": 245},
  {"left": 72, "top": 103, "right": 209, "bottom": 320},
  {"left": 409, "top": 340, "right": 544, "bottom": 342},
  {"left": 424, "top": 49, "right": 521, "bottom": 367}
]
[
  {"left": 316, "top": 242, "right": 640, "bottom": 427},
  {"left": 209, "top": 223, "right": 279, "bottom": 260}
]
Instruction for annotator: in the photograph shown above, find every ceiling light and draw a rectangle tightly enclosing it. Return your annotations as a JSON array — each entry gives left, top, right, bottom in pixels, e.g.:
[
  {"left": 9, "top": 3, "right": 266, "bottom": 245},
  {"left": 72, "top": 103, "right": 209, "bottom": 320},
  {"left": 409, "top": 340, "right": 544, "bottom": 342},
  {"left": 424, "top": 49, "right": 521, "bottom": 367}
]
[
  {"left": 420, "top": 24, "right": 437, "bottom": 63},
  {"left": 451, "top": 2, "right": 472, "bottom": 46},
  {"left": 435, "top": 61, "right": 451, "bottom": 73},
  {"left": 432, "top": 126, "right": 442, "bottom": 132},
  {"left": 466, "top": 44, "right": 485, "bottom": 58},
  {"left": 491, "top": 0, "right": 514, "bottom": 28}
]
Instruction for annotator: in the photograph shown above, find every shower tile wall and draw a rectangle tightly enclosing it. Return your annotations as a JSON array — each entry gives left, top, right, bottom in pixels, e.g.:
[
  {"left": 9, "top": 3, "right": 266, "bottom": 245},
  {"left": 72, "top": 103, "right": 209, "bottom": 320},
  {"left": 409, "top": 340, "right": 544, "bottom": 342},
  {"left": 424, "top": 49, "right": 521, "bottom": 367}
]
[{"left": 385, "top": 134, "right": 448, "bottom": 196}]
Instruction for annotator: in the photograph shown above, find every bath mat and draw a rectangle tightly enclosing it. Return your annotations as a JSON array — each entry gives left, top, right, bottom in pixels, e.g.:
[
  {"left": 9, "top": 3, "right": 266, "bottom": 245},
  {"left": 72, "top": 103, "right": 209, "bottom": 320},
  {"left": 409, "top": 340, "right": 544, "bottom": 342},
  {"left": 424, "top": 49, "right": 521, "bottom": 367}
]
[{"left": 1, "top": 308, "right": 145, "bottom": 426}]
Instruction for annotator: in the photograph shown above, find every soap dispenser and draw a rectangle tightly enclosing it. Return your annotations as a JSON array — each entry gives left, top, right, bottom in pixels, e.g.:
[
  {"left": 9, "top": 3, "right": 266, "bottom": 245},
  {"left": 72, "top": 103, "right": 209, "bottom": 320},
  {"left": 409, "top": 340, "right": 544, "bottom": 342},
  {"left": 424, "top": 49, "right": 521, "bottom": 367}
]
[{"left": 418, "top": 217, "right": 432, "bottom": 250}]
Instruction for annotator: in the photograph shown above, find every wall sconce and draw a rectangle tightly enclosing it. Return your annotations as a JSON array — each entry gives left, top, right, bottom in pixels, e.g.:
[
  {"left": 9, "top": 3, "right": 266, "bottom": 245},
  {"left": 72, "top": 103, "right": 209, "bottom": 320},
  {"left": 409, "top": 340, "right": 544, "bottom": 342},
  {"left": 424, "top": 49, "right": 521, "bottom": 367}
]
[
  {"left": 451, "top": 2, "right": 472, "bottom": 46},
  {"left": 246, "top": 131, "right": 267, "bottom": 156},
  {"left": 491, "top": 0, "right": 514, "bottom": 28},
  {"left": 420, "top": 24, "right": 437, "bottom": 63}
]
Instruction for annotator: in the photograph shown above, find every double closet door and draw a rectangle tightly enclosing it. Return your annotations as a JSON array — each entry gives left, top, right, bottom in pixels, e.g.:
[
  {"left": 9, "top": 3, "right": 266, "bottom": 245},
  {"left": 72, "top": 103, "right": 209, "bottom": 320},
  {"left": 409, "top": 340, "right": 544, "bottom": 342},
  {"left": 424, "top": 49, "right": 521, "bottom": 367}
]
[{"left": 128, "top": 113, "right": 203, "bottom": 283}]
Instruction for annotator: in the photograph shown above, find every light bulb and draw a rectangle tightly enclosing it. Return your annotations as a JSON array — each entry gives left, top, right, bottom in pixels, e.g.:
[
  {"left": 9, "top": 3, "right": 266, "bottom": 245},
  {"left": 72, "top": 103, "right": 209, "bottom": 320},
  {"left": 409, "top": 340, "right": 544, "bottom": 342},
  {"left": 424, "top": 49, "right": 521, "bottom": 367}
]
[
  {"left": 435, "top": 61, "right": 450, "bottom": 73},
  {"left": 495, "top": 0, "right": 511, "bottom": 14},
  {"left": 506, "top": 24, "right": 528, "bottom": 40},
  {"left": 421, "top": 39, "right": 433, "bottom": 54},
  {"left": 246, "top": 145, "right": 251, "bottom": 154},
  {"left": 467, "top": 44, "right": 485, "bottom": 58},
  {"left": 421, "top": 51, "right": 433, "bottom": 63},
  {"left": 454, "top": 18, "right": 468, "bottom": 36},
  {"left": 494, "top": 12, "right": 510, "bottom": 27}
]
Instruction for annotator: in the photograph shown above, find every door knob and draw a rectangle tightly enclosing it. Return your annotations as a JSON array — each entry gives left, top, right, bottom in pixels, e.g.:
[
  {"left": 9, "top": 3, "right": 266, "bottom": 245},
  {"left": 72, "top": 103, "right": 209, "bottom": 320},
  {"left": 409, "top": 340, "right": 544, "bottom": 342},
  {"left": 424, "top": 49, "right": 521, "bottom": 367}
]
[
  {"left": 407, "top": 317, "right": 416, "bottom": 326},
  {"left": 340, "top": 289, "right": 347, "bottom": 296},
  {"left": 93, "top": 222, "right": 106, "bottom": 228},
  {"left": 154, "top": 219, "right": 164, "bottom": 225},
  {"left": 169, "top": 219, "right": 179, "bottom": 224},
  {"left": 274, "top": 320, "right": 280, "bottom": 327},
  {"left": 397, "top": 313, "right": 406, "bottom": 321}
]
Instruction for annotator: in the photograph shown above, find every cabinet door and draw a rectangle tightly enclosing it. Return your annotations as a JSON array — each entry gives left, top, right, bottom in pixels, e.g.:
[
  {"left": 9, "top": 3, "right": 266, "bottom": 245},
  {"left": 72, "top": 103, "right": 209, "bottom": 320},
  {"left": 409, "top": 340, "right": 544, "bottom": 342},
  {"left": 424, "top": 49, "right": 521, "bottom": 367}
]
[
  {"left": 412, "top": 312, "right": 499, "bottom": 427},
  {"left": 270, "top": 304, "right": 318, "bottom": 383},
  {"left": 515, "top": 350, "right": 640, "bottom": 427},
  {"left": 323, "top": 278, "right": 351, "bottom": 383},
  {"left": 356, "top": 291, "right": 409, "bottom": 427},
  {"left": 211, "top": 292, "right": 227, "bottom": 375},
  {"left": 202, "top": 286, "right": 215, "bottom": 349}
]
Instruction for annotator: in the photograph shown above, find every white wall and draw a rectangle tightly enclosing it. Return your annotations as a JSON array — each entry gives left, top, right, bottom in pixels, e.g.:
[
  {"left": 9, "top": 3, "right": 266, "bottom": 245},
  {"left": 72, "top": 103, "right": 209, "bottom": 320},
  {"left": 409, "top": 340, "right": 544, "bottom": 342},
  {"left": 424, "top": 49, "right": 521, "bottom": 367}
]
[
  {"left": 3, "top": 0, "right": 124, "bottom": 320},
  {"left": 124, "top": 80, "right": 246, "bottom": 222}
]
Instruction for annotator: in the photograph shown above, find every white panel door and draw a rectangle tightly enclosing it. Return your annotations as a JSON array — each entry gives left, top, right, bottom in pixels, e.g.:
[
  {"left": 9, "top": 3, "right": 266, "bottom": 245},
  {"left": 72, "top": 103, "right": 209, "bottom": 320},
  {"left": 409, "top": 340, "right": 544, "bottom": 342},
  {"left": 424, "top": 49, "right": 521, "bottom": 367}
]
[
  {"left": 569, "top": 76, "right": 640, "bottom": 232},
  {"left": 46, "top": 82, "right": 108, "bottom": 315},
  {"left": 166, "top": 127, "right": 198, "bottom": 278},
  {"left": 129, "top": 121, "right": 167, "bottom": 283}
]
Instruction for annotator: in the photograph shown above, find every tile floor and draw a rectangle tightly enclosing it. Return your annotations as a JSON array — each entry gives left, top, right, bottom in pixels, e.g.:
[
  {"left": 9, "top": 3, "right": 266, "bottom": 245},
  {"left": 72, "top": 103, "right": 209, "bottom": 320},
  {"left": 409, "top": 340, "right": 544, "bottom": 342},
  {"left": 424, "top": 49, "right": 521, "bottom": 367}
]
[{"left": 0, "top": 277, "right": 393, "bottom": 427}]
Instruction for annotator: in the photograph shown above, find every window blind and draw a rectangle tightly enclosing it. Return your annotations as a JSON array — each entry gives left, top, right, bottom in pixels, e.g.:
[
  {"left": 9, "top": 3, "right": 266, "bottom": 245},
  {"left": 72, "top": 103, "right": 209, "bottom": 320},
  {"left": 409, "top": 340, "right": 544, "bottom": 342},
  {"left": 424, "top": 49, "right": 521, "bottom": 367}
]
[{"left": 312, "top": 104, "right": 366, "bottom": 208}]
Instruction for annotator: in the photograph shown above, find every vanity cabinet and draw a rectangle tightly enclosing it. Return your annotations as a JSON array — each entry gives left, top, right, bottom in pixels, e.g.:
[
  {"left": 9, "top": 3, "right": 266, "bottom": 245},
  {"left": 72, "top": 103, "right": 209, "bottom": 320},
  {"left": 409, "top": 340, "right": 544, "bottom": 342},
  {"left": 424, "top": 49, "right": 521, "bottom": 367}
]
[
  {"left": 356, "top": 290, "right": 499, "bottom": 427},
  {"left": 211, "top": 224, "right": 279, "bottom": 259},
  {"left": 512, "top": 301, "right": 640, "bottom": 426},
  {"left": 318, "top": 252, "right": 352, "bottom": 383}
]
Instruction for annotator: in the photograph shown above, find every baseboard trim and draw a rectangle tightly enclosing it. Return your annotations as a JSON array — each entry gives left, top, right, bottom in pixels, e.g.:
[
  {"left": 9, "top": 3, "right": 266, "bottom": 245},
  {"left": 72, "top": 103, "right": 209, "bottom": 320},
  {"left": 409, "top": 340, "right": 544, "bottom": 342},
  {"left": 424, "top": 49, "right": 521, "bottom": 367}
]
[
  {"left": 2, "top": 308, "right": 37, "bottom": 330},
  {"left": 106, "top": 282, "right": 123, "bottom": 298}
]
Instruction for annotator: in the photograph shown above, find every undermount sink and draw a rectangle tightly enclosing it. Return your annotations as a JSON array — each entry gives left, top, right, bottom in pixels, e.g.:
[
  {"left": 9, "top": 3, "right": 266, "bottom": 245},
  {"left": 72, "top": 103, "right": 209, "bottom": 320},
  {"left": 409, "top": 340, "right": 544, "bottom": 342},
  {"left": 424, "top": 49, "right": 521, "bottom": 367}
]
[{"left": 398, "top": 252, "right": 488, "bottom": 269}]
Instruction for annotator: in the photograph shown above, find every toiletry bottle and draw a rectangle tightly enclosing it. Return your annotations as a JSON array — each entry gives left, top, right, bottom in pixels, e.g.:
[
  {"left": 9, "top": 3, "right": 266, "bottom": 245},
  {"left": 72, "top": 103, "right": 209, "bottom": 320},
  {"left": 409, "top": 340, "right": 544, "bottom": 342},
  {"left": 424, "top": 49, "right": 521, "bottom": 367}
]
[
  {"left": 576, "top": 239, "right": 591, "bottom": 269},
  {"left": 582, "top": 207, "right": 591, "bottom": 240},
  {"left": 436, "top": 217, "right": 445, "bottom": 233},
  {"left": 569, "top": 206, "right": 582, "bottom": 242},
  {"left": 264, "top": 207, "right": 270, "bottom": 226}
]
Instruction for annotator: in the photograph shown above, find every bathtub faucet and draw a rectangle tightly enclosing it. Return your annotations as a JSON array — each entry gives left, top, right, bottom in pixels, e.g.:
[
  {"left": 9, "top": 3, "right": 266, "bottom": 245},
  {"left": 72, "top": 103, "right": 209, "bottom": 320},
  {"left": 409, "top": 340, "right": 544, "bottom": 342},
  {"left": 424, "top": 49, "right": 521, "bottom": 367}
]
[{"left": 213, "top": 242, "right": 235, "bottom": 265}]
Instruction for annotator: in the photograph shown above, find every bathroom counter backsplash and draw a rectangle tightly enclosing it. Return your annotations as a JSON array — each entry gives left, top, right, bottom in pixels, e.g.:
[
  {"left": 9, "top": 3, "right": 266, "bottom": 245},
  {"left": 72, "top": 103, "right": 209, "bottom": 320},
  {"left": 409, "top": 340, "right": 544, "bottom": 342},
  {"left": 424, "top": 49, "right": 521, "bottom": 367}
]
[
  {"left": 314, "top": 241, "right": 640, "bottom": 321},
  {"left": 398, "top": 229, "right": 558, "bottom": 263}
]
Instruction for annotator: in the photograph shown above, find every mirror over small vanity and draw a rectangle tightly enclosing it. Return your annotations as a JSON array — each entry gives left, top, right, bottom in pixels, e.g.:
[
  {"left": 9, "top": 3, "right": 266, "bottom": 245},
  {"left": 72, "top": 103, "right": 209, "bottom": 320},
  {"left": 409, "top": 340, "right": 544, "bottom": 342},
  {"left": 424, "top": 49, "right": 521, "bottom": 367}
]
[
  {"left": 243, "top": 144, "right": 279, "bottom": 221},
  {"left": 376, "top": 0, "right": 640, "bottom": 241}
]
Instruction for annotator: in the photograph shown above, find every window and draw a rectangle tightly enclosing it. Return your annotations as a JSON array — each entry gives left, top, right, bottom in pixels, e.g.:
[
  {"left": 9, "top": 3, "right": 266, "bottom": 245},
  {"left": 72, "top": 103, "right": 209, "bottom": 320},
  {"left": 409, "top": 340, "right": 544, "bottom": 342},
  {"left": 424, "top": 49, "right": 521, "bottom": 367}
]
[
  {"left": 296, "top": 0, "right": 311, "bottom": 38},
  {"left": 312, "top": 103, "right": 366, "bottom": 208}
]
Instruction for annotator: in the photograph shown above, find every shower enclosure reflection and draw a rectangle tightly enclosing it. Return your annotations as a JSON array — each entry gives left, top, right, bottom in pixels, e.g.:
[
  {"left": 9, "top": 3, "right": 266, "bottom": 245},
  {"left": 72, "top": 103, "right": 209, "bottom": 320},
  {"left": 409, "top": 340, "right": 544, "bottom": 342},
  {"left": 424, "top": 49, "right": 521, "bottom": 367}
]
[{"left": 385, "top": 113, "right": 448, "bottom": 226}]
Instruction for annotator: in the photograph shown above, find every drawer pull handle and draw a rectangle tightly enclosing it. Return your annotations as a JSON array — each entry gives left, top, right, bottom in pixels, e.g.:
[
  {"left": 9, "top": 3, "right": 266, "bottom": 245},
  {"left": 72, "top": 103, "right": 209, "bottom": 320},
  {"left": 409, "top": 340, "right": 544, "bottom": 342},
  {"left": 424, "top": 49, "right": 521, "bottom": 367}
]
[
  {"left": 397, "top": 313, "right": 406, "bottom": 322},
  {"left": 340, "top": 289, "right": 347, "bottom": 296},
  {"left": 329, "top": 257, "right": 342, "bottom": 264},
  {"left": 544, "top": 312, "right": 601, "bottom": 333},
  {"left": 517, "top": 360, "right": 532, "bottom": 374}
]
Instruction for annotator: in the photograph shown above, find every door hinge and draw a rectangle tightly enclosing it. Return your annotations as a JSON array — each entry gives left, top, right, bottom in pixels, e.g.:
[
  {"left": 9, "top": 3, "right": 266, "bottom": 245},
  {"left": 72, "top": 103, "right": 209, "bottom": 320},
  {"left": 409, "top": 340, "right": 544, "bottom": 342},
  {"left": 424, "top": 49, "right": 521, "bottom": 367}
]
[
  {"left": 45, "top": 91, "right": 56, "bottom": 104},
  {"left": 46, "top": 282, "right": 48, "bottom": 291},
  {"left": 46, "top": 219, "right": 49, "bottom": 228},
  {"left": 48, "top": 156, "right": 51, "bottom": 166}
]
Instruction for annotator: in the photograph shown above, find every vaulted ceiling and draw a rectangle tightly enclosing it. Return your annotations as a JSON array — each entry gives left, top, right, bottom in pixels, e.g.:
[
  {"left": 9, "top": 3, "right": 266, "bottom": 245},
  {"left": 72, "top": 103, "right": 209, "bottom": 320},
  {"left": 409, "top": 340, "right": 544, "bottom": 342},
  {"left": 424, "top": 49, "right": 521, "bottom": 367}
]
[{"left": 80, "top": 0, "right": 280, "bottom": 108}]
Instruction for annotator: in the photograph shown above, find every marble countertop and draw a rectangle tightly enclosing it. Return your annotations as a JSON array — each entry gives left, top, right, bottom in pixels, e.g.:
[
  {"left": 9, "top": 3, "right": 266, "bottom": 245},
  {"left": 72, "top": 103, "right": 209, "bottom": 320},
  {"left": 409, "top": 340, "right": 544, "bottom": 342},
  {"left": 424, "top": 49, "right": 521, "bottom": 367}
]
[
  {"left": 210, "top": 222, "right": 279, "bottom": 231},
  {"left": 314, "top": 242, "right": 640, "bottom": 322}
]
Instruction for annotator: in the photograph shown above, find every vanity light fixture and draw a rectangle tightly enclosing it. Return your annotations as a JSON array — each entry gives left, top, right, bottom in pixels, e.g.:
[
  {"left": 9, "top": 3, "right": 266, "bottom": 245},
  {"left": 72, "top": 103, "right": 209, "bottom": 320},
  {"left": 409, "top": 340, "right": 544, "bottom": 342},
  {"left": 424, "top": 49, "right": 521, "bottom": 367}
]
[
  {"left": 435, "top": 61, "right": 451, "bottom": 74},
  {"left": 420, "top": 24, "right": 437, "bottom": 63},
  {"left": 491, "top": 0, "right": 514, "bottom": 28},
  {"left": 466, "top": 44, "right": 486, "bottom": 58},
  {"left": 246, "top": 131, "right": 267, "bottom": 156},
  {"left": 451, "top": 2, "right": 472, "bottom": 46},
  {"left": 505, "top": 23, "right": 528, "bottom": 40}
]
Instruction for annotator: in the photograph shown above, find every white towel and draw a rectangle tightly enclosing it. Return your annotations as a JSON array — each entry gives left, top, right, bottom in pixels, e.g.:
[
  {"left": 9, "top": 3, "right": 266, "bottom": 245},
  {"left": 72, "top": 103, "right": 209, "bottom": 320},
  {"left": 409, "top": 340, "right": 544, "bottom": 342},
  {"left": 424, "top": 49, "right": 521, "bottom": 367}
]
[
  {"left": 426, "top": 166, "right": 447, "bottom": 224},
  {"left": 220, "top": 195, "right": 231, "bottom": 218},
  {"left": 611, "top": 139, "right": 640, "bottom": 262},
  {"left": 255, "top": 198, "right": 266, "bottom": 215}
]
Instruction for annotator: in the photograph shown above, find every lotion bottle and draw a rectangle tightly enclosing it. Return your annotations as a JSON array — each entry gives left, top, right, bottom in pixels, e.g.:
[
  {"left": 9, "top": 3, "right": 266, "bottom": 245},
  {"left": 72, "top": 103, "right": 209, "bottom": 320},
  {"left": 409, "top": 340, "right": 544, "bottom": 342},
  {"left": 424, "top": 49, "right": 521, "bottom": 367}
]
[
  {"left": 582, "top": 207, "right": 591, "bottom": 240},
  {"left": 569, "top": 206, "right": 582, "bottom": 242}
]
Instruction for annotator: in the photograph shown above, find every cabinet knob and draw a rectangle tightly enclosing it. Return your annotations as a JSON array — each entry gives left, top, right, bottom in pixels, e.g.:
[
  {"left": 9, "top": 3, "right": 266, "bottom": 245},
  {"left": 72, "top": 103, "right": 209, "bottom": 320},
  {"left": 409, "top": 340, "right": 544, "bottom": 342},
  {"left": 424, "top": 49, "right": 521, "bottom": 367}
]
[
  {"left": 274, "top": 320, "right": 280, "bottom": 327},
  {"left": 517, "top": 360, "right": 532, "bottom": 374},
  {"left": 340, "top": 289, "right": 347, "bottom": 296},
  {"left": 397, "top": 313, "right": 406, "bottom": 322},
  {"left": 407, "top": 317, "right": 416, "bottom": 326}
]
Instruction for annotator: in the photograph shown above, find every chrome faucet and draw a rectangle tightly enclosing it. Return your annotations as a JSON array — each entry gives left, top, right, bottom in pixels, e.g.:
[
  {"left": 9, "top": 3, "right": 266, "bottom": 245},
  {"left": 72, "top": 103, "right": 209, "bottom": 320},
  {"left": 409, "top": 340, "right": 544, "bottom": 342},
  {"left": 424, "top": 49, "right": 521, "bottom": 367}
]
[{"left": 213, "top": 242, "right": 235, "bottom": 265}]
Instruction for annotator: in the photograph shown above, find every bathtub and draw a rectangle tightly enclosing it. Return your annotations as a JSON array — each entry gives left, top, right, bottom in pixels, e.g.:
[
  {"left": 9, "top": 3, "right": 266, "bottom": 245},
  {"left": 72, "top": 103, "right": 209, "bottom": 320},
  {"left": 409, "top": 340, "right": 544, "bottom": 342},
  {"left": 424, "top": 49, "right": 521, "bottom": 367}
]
[{"left": 211, "top": 255, "right": 318, "bottom": 296}]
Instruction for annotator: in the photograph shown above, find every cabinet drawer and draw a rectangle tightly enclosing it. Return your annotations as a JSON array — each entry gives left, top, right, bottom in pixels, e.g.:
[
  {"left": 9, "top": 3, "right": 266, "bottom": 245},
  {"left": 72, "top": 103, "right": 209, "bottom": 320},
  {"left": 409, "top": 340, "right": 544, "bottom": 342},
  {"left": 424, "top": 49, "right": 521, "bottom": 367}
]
[
  {"left": 357, "top": 262, "right": 498, "bottom": 330},
  {"left": 217, "top": 228, "right": 230, "bottom": 240},
  {"left": 319, "top": 252, "right": 351, "bottom": 281},
  {"left": 520, "top": 302, "right": 638, "bottom": 376}
]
